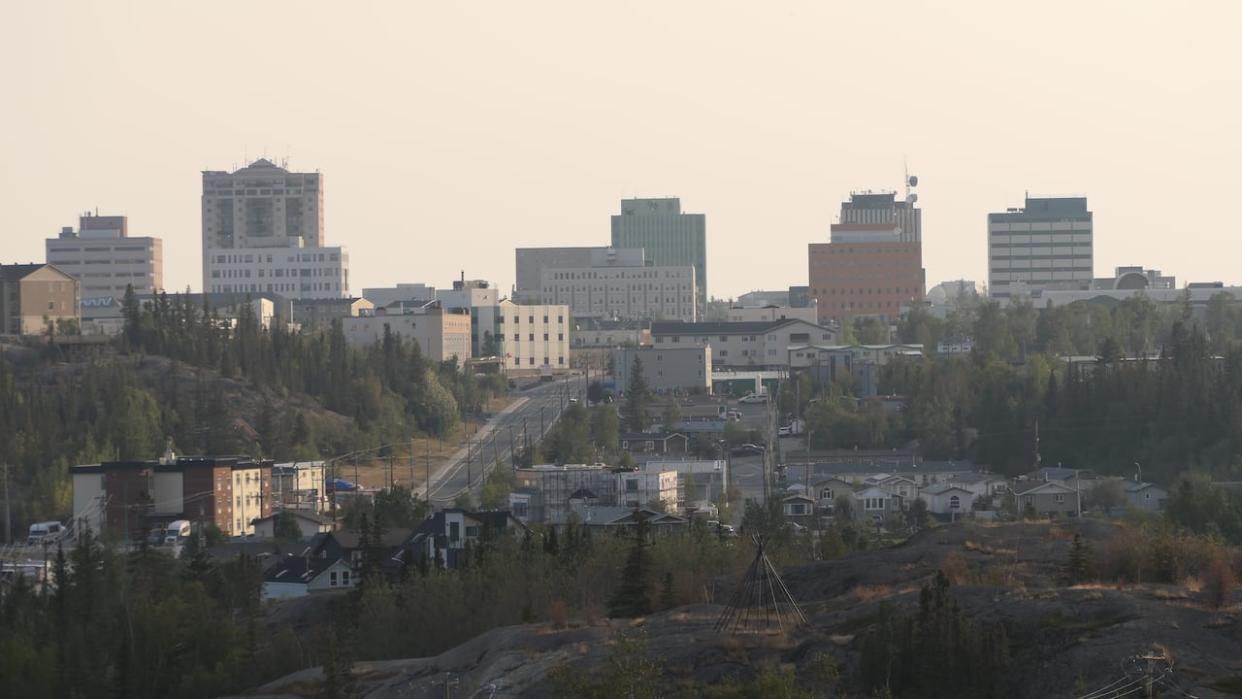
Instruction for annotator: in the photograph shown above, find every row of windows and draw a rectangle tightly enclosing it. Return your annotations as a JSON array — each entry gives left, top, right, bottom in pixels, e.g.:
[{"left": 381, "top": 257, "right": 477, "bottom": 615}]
[
  {"left": 511, "top": 333, "right": 565, "bottom": 341},
  {"left": 512, "top": 356, "right": 568, "bottom": 366},
  {"left": 214, "top": 252, "right": 339, "bottom": 264},
  {"left": 499, "top": 315, "right": 564, "bottom": 324},
  {"left": 212, "top": 267, "right": 339, "bottom": 279},
  {"left": 548, "top": 270, "right": 688, "bottom": 280},
  {"left": 811, "top": 287, "right": 917, "bottom": 296}
]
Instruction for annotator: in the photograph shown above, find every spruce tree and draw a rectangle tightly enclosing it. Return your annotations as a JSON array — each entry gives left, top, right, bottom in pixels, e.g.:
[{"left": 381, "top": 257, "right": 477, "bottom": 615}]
[
  {"left": 1066, "top": 533, "right": 1092, "bottom": 584},
  {"left": 622, "top": 357, "right": 650, "bottom": 433},
  {"left": 608, "top": 516, "right": 652, "bottom": 618}
]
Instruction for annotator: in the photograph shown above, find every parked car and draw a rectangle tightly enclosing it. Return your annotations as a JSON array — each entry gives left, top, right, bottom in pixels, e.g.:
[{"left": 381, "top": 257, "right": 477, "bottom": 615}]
[
  {"left": 26, "top": 521, "right": 64, "bottom": 546},
  {"left": 737, "top": 393, "right": 768, "bottom": 404},
  {"left": 731, "top": 443, "right": 766, "bottom": 456},
  {"left": 777, "top": 426, "right": 794, "bottom": 436},
  {"left": 568, "top": 397, "right": 578, "bottom": 405}
]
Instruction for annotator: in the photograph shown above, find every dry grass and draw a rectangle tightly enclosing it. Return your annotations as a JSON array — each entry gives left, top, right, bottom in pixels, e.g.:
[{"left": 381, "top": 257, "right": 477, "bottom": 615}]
[
  {"left": 1047, "top": 526, "right": 1074, "bottom": 541},
  {"left": 964, "top": 539, "right": 1018, "bottom": 556},
  {"left": 853, "top": 584, "right": 896, "bottom": 603},
  {"left": 941, "top": 550, "right": 971, "bottom": 584}
]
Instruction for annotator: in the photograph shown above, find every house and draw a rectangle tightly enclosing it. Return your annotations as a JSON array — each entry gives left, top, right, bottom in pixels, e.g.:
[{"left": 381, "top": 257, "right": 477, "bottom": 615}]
[
  {"left": 619, "top": 432, "right": 689, "bottom": 456},
  {"left": 1025, "top": 467, "right": 1101, "bottom": 492},
  {"left": 1015, "top": 481, "right": 1079, "bottom": 516},
  {"left": 1125, "top": 481, "right": 1168, "bottom": 512},
  {"left": 781, "top": 494, "right": 816, "bottom": 523},
  {"left": 850, "top": 486, "right": 903, "bottom": 524},
  {"left": 810, "top": 477, "right": 856, "bottom": 512},
  {"left": 561, "top": 505, "right": 689, "bottom": 532},
  {"left": 397, "top": 510, "right": 483, "bottom": 570},
  {"left": 252, "top": 510, "right": 335, "bottom": 540},
  {"left": 871, "top": 474, "right": 919, "bottom": 501},
  {"left": 303, "top": 527, "right": 415, "bottom": 571},
  {"left": 262, "top": 556, "right": 356, "bottom": 601},
  {"left": 918, "top": 483, "right": 976, "bottom": 516},
  {"left": 948, "top": 472, "right": 1008, "bottom": 499}
]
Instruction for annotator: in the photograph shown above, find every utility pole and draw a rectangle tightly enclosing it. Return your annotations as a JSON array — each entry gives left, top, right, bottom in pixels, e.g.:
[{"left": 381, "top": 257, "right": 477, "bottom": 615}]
[
  {"left": 466, "top": 433, "right": 472, "bottom": 488},
  {"left": 410, "top": 438, "right": 415, "bottom": 487},
  {"left": 509, "top": 425, "right": 516, "bottom": 468},
  {"left": 426, "top": 439, "right": 432, "bottom": 504},
  {"left": 540, "top": 406, "right": 546, "bottom": 438},
  {"left": 3, "top": 464, "right": 10, "bottom": 546}
]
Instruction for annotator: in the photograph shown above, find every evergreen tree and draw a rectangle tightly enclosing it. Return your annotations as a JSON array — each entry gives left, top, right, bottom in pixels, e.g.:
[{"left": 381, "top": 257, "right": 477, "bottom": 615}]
[
  {"left": 1066, "top": 533, "right": 1093, "bottom": 585},
  {"left": 608, "top": 516, "right": 652, "bottom": 618},
  {"left": 622, "top": 357, "right": 650, "bottom": 433}
]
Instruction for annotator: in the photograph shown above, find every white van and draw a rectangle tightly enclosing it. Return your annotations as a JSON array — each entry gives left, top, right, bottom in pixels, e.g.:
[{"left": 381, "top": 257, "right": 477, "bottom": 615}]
[
  {"left": 164, "top": 520, "right": 192, "bottom": 545},
  {"left": 27, "top": 521, "right": 64, "bottom": 546}
]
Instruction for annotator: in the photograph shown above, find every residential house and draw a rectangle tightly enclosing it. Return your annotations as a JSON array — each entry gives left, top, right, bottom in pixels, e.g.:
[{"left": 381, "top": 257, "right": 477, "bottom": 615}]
[
  {"left": 1015, "top": 481, "right": 1079, "bottom": 516},
  {"left": 811, "top": 477, "right": 856, "bottom": 513},
  {"left": 948, "top": 472, "right": 1009, "bottom": 500},
  {"left": 918, "top": 483, "right": 976, "bottom": 516},
  {"left": 303, "top": 527, "right": 415, "bottom": 572},
  {"left": 564, "top": 505, "right": 689, "bottom": 532},
  {"left": 870, "top": 474, "right": 918, "bottom": 502},
  {"left": 399, "top": 510, "right": 482, "bottom": 570},
  {"left": 252, "top": 510, "right": 335, "bottom": 540},
  {"left": 782, "top": 494, "right": 816, "bottom": 524},
  {"left": 261, "top": 557, "right": 356, "bottom": 601},
  {"left": 850, "top": 486, "right": 903, "bottom": 524},
  {"left": 1125, "top": 481, "right": 1168, "bottom": 512}
]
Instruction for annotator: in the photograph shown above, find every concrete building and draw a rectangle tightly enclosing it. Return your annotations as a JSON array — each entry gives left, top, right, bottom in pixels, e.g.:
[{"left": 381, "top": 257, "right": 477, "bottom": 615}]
[
  {"left": 204, "top": 245, "right": 349, "bottom": 299},
  {"left": 726, "top": 305, "right": 818, "bottom": 324},
  {"left": 201, "top": 159, "right": 348, "bottom": 299},
  {"left": 271, "top": 462, "right": 328, "bottom": 513},
  {"left": 570, "top": 319, "right": 648, "bottom": 349},
  {"left": 45, "top": 214, "right": 163, "bottom": 312},
  {"left": 988, "top": 196, "right": 1093, "bottom": 298},
  {"left": 540, "top": 262, "right": 697, "bottom": 322},
  {"left": 650, "top": 319, "right": 837, "bottom": 369},
  {"left": 514, "top": 247, "right": 610, "bottom": 302},
  {"left": 361, "top": 283, "right": 437, "bottom": 308},
  {"left": 291, "top": 297, "right": 373, "bottom": 327},
  {"left": 0, "top": 263, "right": 79, "bottom": 335},
  {"left": 639, "top": 459, "right": 729, "bottom": 510},
  {"left": 435, "top": 279, "right": 501, "bottom": 356},
  {"left": 341, "top": 304, "right": 472, "bottom": 361},
  {"left": 809, "top": 227, "right": 924, "bottom": 323},
  {"left": 839, "top": 191, "right": 922, "bottom": 241},
  {"left": 612, "top": 345, "right": 712, "bottom": 394},
  {"left": 611, "top": 198, "right": 707, "bottom": 311},
  {"left": 617, "top": 470, "right": 679, "bottom": 510},
  {"left": 497, "top": 299, "right": 571, "bottom": 371},
  {"left": 71, "top": 456, "right": 273, "bottom": 541}
]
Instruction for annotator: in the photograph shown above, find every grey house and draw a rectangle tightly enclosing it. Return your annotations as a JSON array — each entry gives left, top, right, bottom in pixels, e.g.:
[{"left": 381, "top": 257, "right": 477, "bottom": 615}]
[
  {"left": 1125, "top": 481, "right": 1168, "bottom": 511},
  {"left": 1015, "top": 481, "right": 1079, "bottom": 516}
]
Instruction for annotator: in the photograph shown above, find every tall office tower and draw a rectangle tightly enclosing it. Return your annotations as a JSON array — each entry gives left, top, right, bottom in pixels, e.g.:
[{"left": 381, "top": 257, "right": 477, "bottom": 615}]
[
  {"left": 46, "top": 213, "right": 163, "bottom": 304},
  {"left": 808, "top": 187, "right": 925, "bottom": 323},
  {"left": 987, "top": 196, "right": 1092, "bottom": 298},
  {"left": 839, "top": 191, "right": 921, "bottom": 242},
  {"left": 201, "top": 159, "right": 347, "bottom": 299},
  {"left": 610, "top": 197, "right": 706, "bottom": 311}
]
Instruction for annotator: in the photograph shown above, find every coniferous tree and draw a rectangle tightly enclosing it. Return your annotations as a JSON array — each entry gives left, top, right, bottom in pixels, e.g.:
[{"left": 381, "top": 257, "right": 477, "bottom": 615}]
[
  {"left": 622, "top": 357, "right": 650, "bottom": 433},
  {"left": 609, "top": 516, "right": 652, "bottom": 618}
]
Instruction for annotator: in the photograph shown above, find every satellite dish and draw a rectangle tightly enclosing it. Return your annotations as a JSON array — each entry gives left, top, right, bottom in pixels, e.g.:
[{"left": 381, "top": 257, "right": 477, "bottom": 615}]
[
  {"left": 906, "top": 193, "right": 919, "bottom": 204},
  {"left": 907, "top": 175, "right": 919, "bottom": 187}
]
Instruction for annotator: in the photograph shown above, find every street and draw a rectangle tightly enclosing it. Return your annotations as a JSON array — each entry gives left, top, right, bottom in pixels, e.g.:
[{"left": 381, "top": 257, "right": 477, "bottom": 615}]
[{"left": 422, "top": 376, "right": 584, "bottom": 505}]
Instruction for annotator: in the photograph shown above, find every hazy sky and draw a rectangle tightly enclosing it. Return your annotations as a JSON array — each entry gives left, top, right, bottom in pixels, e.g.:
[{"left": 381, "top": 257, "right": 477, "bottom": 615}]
[{"left": 3, "top": 1, "right": 1240, "bottom": 299}]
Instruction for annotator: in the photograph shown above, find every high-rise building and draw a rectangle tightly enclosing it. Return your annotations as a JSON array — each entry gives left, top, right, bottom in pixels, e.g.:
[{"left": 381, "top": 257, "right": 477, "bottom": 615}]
[
  {"left": 808, "top": 191, "right": 925, "bottom": 323},
  {"left": 611, "top": 198, "right": 706, "bottom": 311},
  {"left": 201, "top": 159, "right": 347, "bottom": 298},
  {"left": 45, "top": 213, "right": 163, "bottom": 308},
  {"left": 987, "top": 196, "right": 1092, "bottom": 298}
]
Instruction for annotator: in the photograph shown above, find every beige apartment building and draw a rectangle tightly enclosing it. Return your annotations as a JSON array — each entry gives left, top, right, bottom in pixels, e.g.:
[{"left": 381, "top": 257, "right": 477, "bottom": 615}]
[
  {"left": 341, "top": 305, "right": 472, "bottom": 361},
  {"left": 0, "top": 263, "right": 80, "bottom": 335},
  {"left": 46, "top": 214, "right": 163, "bottom": 313},
  {"left": 497, "top": 299, "right": 571, "bottom": 371}
]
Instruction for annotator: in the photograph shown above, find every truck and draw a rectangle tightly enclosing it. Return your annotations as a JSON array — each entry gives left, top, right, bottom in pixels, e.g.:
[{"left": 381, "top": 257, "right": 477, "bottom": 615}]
[
  {"left": 164, "top": 520, "right": 192, "bottom": 545},
  {"left": 539, "top": 364, "right": 554, "bottom": 382},
  {"left": 26, "top": 521, "right": 64, "bottom": 546}
]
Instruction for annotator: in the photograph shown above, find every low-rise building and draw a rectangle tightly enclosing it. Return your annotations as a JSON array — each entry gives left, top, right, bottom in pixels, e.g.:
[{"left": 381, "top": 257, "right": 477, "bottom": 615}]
[
  {"left": 271, "top": 462, "right": 327, "bottom": 513},
  {"left": 205, "top": 245, "right": 349, "bottom": 299},
  {"left": 495, "top": 299, "right": 571, "bottom": 371},
  {"left": 540, "top": 261, "right": 697, "bottom": 322},
  {"left": 72, "top": 455, "right": 273, "bottom": 541},
  {"left": 650, "top": 319, "right": 837, "bottom": 369},
  {"left": 252, "top": 510, "right": 335, "bottom": 539},
  {"left": 726, "top": 305, "right": 818, "bottom": 324},
  {"left": 616, "top": 470, "right": 679, "bottom": 510},
  {"left": 571, "top": 319, "right": 649, "bottom": 349},
  {"left": 1015, "top": 481, "right": 1079, "bottom": 516},
  {"left": 291, "top": 297, "right": 373, "bottom": 327},
  {"left": 850, "top": 486, "right": 904, "bottom": 524},
  {"left": 613, "top": 345, "right": 712, "bottom": 394},
  {"left": 513, "top": 464, "right": 621, "bottom": 524},
  {"left": 639, "top": 459, "right": 729, "bottom": 510},
  {"left": 0, "top": 263, "right": 79, "bottom": 335},
  {"left": 361, "top": 283, "right": 436, "bottom": 308},
  {"left": 341, "top": 304, "right": 472, "bottom": 361},
  {"left": 1125, "top": 481, "right": 1168, "bottom": 511},
  {"left": 262, "top": 557, "right": 355, "bottom": 600},
  {"left": 918, "top": 483, "right": 976, "bottom": 515}
]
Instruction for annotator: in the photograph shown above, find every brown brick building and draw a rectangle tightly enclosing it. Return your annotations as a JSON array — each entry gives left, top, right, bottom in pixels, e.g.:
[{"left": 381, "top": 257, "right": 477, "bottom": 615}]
[{"left": 808, "top": 225, "right": 925, "bottom": 323}]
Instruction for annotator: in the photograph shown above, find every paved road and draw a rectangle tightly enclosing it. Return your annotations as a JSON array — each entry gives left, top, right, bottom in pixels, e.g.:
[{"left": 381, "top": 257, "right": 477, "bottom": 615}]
[{"left": 423, "top": 376, "right": 584, "bottom": 505}]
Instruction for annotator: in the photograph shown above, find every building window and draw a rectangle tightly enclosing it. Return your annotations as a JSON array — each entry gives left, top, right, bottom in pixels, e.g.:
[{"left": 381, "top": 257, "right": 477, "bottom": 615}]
[
  {"left": 1054, "top": 494, "right": 1065, "bottom": 504},
  {"left": 949, "top": 495, "right": 961, "bottom": 510},
  {"left": 330, "top": 571, "right": 339, "bottom": 586}
]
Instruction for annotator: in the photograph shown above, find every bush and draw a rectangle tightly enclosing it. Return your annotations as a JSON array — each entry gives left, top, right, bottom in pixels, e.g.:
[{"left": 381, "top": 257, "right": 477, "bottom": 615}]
[{"left": 1203, "top": 556, "right": 1236, "bottom": 610}]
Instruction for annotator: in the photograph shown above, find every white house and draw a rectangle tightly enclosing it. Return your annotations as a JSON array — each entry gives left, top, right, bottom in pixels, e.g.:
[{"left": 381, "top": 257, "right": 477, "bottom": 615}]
[
  {"left": 811, "top": 477, "right": 855, "bottom": 512},
  {"left": 1125, "top": 481, "right": 1168, "bottom": 512},
  {"left": 261, "top": 557, "right": 355, "bottom": 600},
  {"left": 918, "top": 483, "right": 976, "bottom": 515},
  {"left": 252, "top": 510, "right": 335, "bottom": 540},
  {"left": 948, "top": 472, "right": 1009, "bottom": 499},
  {"left": 871, "top": 474, "right": 919, "bottom": 501},
  {"left": 782, "top": 494, "right": 816, "bottom": 520}
]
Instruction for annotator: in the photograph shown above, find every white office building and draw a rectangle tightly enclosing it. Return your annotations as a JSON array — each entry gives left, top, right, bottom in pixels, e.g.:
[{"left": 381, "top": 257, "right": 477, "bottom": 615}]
[
  {"left": 540, "top": 263, "right": 696, "bottom": 322},
  {"left": 45, "top": 213, "right": 163, "bottom": 311},
  {"left": 204, "top": 246, "right": 348, "bottom": 299},
  {"left": 988, "top": 196, "right": 1093, "bottom": 298}
]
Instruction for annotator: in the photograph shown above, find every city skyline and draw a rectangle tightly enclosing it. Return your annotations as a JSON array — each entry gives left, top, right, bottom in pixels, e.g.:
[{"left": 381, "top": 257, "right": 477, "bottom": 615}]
[{"left": 3, "top": 2, "right": 1240, "bottom": 299}]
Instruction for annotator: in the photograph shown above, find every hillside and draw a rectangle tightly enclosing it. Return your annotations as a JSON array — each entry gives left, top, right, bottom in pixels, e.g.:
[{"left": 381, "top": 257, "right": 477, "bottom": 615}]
[{"left": 238, "top": 520, "right": 1242, "bottom": 698}]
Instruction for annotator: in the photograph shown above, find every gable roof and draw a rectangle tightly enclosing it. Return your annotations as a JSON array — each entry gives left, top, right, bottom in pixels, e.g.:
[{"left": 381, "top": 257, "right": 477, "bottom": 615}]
[
  {"left": 263, "top": 555, "right": 346, "bottom": 584},
  {"left": 1124, "top": 481, "right": 1166, "bottom": 493},
  {"left": 920, "top": 483, "right": 974, "bottom": 496},
  {"left": 322, "top": 527, "right": 414, "bottom": 550},
  {"left": 782, "top": 494, "right": 816, "bottom": 504},
  {"left": 0, "top": 263, "right": 72, "bottom": 282},
  {"left": 950, "top": 472, "right": 1005, "bottom": 485},
  {"left": 1015, "top": 481, "right": 1077, "bottom": 496}
]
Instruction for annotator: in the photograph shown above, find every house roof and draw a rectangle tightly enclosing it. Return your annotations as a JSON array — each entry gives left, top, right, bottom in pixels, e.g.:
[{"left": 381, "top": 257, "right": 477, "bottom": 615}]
[
  {"left": 1015, "top": 481, "right": 1077, "bottom": 496},
  {"left": 811, "top": 460, "right": 978, "bottom": 477},
  {"left": 253, "top": 510, "right": 333, "bottom": 526},
  {"left": 650, "top": 319, "right": 823, "bottom": 336},
  {"left": 783, "top": 494, "right": 816, "bottom": 503},
  {"left": 0, "top": 263, "right": 58, "bottom": 281},
  {"left": 950, "top": 472, "right": 1004, "bottom": 485},
  {"left": 1124, "top": 481, "right": 1165, "bottom": 493},
  {"left": 263, "top": 556, "right": 345, "bottom": 584},
  {"left": 1026, "top": 467, "right": 1098, "bottom": 482},
  {"left": 620, "top": 432, "right": 688, "bottom": 442},
  {"left": 568, "top": 488, "right": 599, "bottom": 500},
  {"left": 920, "top": 483, "right": 974, "bottom": 496},
  {"left": 327, "top": 527, "right": 414, "bottom": 550},
  {"left": 853, "top": 486, "right": 896, "bottom": 498}
]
